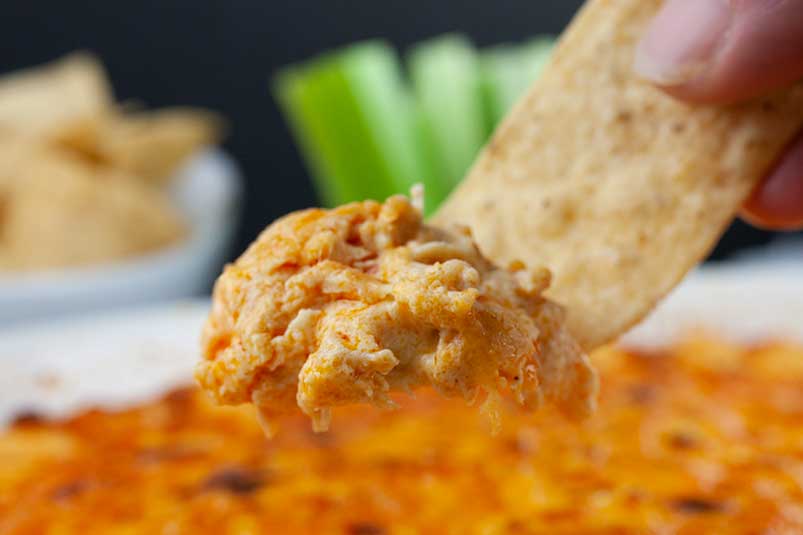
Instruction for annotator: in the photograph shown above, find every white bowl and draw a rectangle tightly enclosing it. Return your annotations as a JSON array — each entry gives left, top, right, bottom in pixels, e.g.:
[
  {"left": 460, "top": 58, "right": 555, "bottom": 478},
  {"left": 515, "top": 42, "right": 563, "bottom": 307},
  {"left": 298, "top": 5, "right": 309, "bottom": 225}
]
[{"left": 0, "top": 148, "right": 242, "bottom": 326}]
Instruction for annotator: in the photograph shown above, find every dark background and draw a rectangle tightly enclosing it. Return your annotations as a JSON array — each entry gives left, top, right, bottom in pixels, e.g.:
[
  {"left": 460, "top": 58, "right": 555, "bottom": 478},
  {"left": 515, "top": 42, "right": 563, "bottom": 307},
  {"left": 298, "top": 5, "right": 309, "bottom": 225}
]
[{"left": 2, "top": 1, "right": 789, "bottom": 261}]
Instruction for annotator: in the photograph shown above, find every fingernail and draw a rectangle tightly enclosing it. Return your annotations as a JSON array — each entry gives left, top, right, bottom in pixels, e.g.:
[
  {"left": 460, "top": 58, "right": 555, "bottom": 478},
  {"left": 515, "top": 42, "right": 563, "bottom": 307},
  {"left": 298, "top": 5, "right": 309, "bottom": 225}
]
[{"left": 634, "top": 0, "right": 732, "bottom": 86}]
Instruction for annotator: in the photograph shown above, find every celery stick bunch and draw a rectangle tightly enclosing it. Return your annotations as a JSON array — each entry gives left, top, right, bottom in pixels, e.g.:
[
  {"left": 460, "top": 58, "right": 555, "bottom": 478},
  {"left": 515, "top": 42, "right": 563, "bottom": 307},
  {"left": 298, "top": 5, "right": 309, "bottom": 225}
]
[{"left": 273, "top": 34, "right": 555, "bottom": 214}]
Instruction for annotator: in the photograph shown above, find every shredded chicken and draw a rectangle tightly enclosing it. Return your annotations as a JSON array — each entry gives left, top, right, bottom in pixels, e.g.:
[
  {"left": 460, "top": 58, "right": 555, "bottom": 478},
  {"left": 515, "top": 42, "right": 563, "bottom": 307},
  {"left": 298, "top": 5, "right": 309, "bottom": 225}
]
[{"left": 197, "top": 194, "right": 597, "bottom": 433}]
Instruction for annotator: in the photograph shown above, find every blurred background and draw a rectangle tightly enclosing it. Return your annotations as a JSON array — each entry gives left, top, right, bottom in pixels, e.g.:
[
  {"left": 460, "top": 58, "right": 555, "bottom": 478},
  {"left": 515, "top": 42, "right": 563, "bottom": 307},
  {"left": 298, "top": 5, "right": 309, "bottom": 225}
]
[{"left": 0, "top": 0, "right": 799, "bottom": 323}]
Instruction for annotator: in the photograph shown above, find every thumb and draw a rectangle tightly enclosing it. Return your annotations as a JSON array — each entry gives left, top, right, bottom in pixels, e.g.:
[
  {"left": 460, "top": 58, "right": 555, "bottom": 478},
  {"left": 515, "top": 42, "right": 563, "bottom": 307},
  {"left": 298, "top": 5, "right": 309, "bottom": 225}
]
[{"left": 635, "top": 0, "right": 803, "bottom": 103}]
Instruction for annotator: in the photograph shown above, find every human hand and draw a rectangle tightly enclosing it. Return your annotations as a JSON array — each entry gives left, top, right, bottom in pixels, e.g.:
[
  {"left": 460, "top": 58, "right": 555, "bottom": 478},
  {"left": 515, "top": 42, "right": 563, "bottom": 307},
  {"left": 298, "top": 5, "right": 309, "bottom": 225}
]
[{"left": 635, "top": 0, "right": 803, "bottom": 230}]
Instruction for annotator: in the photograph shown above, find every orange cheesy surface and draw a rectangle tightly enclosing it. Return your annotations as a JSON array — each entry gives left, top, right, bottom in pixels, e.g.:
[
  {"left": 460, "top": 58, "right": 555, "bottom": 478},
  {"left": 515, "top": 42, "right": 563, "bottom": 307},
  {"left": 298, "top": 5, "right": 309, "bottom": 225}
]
[{"left": 3, "top": 338, "right": 803, "bottom": 533}]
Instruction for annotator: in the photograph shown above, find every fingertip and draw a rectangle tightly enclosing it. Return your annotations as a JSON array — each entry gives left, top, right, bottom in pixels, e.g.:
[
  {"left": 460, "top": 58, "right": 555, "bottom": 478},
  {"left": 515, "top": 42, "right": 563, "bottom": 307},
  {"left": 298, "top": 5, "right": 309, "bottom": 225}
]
[
  {"left": 742, "top": 134, "right": 803, "bottom": 231},
  {"left": 739, "top": 206, "right": 798, "bottom": 231},
  {"left": 652, "top": 83, "right": 737, "bottom": 106},
  {"left": 633, "top": 0, "right": 731, "bottom": 90},
  {"left": 636, "top": 0, "right": 803, "bottom": 104}
]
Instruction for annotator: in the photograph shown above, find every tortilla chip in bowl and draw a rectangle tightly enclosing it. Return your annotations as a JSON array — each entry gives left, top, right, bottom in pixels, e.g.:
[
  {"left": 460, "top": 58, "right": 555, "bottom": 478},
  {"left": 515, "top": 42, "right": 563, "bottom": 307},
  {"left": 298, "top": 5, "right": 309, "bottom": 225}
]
[{"left": 0, "top": 53, "right": 239, "bottom": 325}]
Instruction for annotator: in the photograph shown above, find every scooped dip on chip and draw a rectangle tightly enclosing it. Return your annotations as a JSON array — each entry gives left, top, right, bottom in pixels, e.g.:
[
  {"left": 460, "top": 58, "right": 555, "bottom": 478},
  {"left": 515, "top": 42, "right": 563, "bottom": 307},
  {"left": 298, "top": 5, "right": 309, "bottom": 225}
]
[
  {"left": 197, "top": 191, "right": 597, "bottom": 434},
  {"left": 196, "top": 0, "right": 803, "bottom": 436}
]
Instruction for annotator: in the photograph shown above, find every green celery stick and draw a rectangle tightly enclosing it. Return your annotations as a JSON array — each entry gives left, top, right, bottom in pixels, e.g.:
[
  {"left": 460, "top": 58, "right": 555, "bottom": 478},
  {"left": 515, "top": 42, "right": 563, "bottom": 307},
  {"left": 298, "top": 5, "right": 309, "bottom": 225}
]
[
  {"left": 274, "top": 63, "right": 359, "bottom": 206},
  {"left": 480, "top": 43, "right": 531, "bottom": 129},
  {"left": 407, "top": 34, "right": 486, "bottom": 198},
  {"left": 410, "top": 99, "right": 447, "bottom": 214},
  {"left": 480, "top": 36, "right": 556, "bottom": 129},
  {"left": 520, "top": 36, "right": 555, "bottom": 85},
  {"left": 275, "top": 44, "right": 395, "bottom": 205},
  {"left": 342, "top": 44, "right": 434, "bottom": 202},
  {"left": 274, "top": 41, "right": 431, "bottom": 207}
]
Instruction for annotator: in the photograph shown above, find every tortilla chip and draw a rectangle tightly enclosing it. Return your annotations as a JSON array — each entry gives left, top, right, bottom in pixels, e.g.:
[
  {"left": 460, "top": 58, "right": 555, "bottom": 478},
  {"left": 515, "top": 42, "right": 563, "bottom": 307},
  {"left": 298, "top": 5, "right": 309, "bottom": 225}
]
[
  {"left": 0, "top": 142, "right": 185, "bottom": 271},
  {"left": 95, "top": 108, "right": 224, "bottom": 185},
  {"left": 435, "top": 0, "right": 803, "bottom": 350},
  {"left": 0, "top": 52, "right": 113, "bottom": 140}
]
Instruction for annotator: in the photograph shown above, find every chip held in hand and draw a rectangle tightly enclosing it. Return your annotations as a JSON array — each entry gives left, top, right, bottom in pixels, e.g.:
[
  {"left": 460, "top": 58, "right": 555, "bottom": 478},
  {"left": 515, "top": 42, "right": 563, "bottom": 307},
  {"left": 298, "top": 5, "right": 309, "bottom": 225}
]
[
  {"left": 198, "top": 0, "right": 803, "bottom": 435},
  {"left": 436, "top": 0, "right": 803, "bottom": 350}
]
